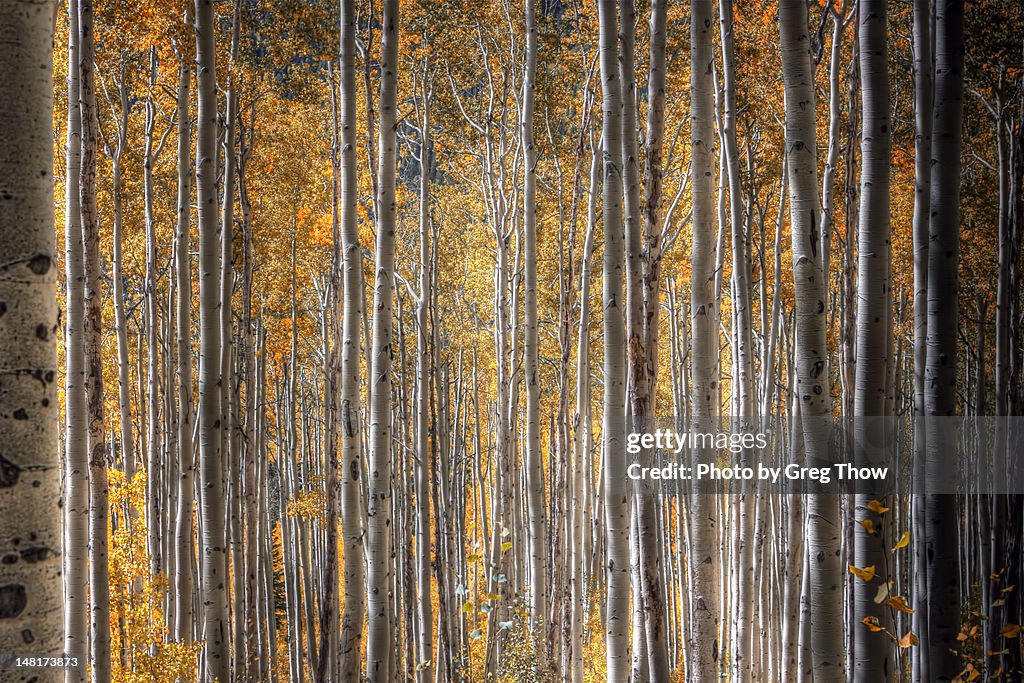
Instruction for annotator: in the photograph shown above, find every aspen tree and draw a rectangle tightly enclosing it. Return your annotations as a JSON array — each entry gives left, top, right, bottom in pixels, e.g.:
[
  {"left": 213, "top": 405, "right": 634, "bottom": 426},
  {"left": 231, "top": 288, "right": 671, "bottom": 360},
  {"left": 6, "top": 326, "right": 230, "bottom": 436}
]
[
  {"left": 365, "top": 0, "right": 399, "bottom": 678},
  {"left": 79, "top": 0, "right": 112, "bottom": 678},
  {"left": 62, "top": 0, "right": 89, "bottom": 674},
  {"left": 779, "top": 0, "right": 844, "bottom": 677},
  {"left": 853, "top": 1, "right": 895, "bottom": 679},
  {"left": 690, "top": 0, "right": 722, "bottom": 679},
  {"left": 924, "top": 1, "right": 965, "bottom": 679},
  {"left": 0, "top": 0, "right": 61, "bottom": 674},
  {"left": 195, "top": 0, "right": 230, "bottom": 678}
]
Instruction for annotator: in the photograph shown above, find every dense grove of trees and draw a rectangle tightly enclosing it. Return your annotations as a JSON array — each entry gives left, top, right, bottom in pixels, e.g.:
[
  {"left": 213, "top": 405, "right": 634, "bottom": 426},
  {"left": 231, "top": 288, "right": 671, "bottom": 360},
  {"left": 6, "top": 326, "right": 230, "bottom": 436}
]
[{"left": 0, "top": 0, "right": 1023, "bottom": 681}]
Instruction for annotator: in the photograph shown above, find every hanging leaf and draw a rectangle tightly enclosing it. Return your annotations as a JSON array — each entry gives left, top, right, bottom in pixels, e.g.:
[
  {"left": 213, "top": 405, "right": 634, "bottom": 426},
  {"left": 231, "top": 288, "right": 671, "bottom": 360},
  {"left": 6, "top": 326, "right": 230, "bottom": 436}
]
[
  {"left": 898, "top": 631, "right": 918, "bottom": 648},
  {"left": 461, "top": 601, "right": 474, "bottom": 613},
  {"left": 498, "top": 620, "right": 514, "bottom": 630},
  {"left": 861, "top": 616, "right": 885, "bottom": 633},
  {"left": 501, "top": 541, "right": 513, "bottom": 553},
  {"left": 469, "top": 629, "right": 483, "bottom": 640},
  {"left": 849, "top": 564, "right": 877, "bottom": 582},
  {"left": 999, "top": 624, "right": 1022, "bottom": 639},
  {"left": 867, "top": 499, "right": 890, "bottom": 515},
  {"left": 857, "top": 518, "right": 877, "bottom": 536},
  {"left": 874, "top": 582, "right": 890, "bottom": 604},
  {"left": 887, "top": 595, "right": 914, "bottom": 614},
  {"left": 892, "top": 531, "right": 910, "bottom": 552}
]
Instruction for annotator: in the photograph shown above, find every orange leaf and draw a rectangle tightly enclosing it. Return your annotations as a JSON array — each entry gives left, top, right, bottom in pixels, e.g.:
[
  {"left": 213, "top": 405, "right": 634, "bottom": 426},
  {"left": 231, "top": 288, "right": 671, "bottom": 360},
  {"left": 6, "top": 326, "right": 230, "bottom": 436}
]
[
  {"left": 867, "top": 499, "right": 890, "bottom": 515},
  {"left": 849, "top": 564, "right": 877, "bottom": 582},
  {"left": 888, "top": 595, "right": 915, "bottom": 614},
  {"left": 861, "top": 616, "right": 885, "bottom": 633},
  {"left": 898, "top": 631, "right": 918, "bottom": 648},
  {"left": 1000, "top": 624, "right": 1022, "bottom": 639}
]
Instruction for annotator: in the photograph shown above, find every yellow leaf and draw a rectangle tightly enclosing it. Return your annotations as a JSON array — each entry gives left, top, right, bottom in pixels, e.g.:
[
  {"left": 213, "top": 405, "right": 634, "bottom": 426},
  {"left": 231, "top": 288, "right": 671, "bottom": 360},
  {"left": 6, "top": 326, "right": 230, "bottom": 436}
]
[
  {"left": 1000, "top": 624, "right": 1022, "bottom": 639},
  {"left": 888, "top": 595, "right": 915, "bottom": 614},
  {"left": 898, "top": 631, "right": 918, "bottom": 648},
  {"left": 867, "top": 499, "right": 890, "bottom": 515},
  {"left": 849, "top": 564, "right": 877, "bottom": 582},
  {"left": 501, "top": 541, "right": 513, "bottom": 553},
  {"left": 892, "top": 531, "right": 910, "bottom": 552},
  {"left": 993, "top": 598, "right": 1006, "bottom": 608},
  {"left": 857, "top": 519, "right": 877, "bottom": 536},
  {"left": 861, "top": 616, "right": 885, "bottom": 633}
]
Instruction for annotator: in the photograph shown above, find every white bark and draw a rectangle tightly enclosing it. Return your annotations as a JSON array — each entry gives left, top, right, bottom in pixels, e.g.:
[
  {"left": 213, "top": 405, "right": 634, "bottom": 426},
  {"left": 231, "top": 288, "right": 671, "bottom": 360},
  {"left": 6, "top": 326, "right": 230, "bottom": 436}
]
[
  {"left": 365, "top": 1, "right": 399, "bottom": 678},
  {"left": 0, "top": 0, "right": 61, "bottom": 672}
]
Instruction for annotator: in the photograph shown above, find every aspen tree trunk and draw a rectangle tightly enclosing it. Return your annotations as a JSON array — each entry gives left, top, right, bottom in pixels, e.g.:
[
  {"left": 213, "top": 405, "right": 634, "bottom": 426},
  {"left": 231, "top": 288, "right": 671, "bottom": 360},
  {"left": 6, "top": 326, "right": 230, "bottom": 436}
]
[
  {"left": 0, "top": 0, "right": 61, "bottom": 672},
  {"left": 172, "top": 55, "right": 196, "bottom": 645},
  {"left": 521, "top": 0, "right": 548, "bottom": 648},
  {"left": 62, "top": 0, "right": 89, "bottom": 673},
  {"left": 619, "top": 0, "right": 670, "bottom": 676},
  {"left": 143, "top": 48, "right": 163, "bottom": 584},
  {"left": 690, "top": 0, "right": 722, "bottom": 679},
  {"left": 414, "top": 63, "right": 434, "bottom": 683},
  {"left": 779, "top": 0, "right": 844, "bottom": 678},
  {"left": 195, "top": 0, "right": 230, "bottom": 678},
  {"left": 924, "top": 2, "right": 964, "bottom": 679},
  {"left": 597, "top": 0, "right": 629, "bottom": 677},
  {"left": 110, "top": 69, "right": 134, "bottom": 485},
  {"left": 336, "top": 1, "right": 365, "bottom": 679},
  {"left": 719, "top": 3, "right": 756, "bottom": 676},
  {"left": 79, "top": 1, "right": 111, "bottom": 678},
  {"left": 570, "top": 137, "right": 599, "bottom": 683},
  {"left": 365, "top": 1, "right": 399, "bottom": 678},
  {"left": 853, "top": 1, "right": 895, "bottom": 680}
]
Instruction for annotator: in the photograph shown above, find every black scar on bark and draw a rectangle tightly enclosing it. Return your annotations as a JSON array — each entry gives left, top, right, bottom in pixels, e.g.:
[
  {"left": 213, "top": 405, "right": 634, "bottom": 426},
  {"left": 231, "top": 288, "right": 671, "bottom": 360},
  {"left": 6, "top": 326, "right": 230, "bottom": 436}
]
[
  {"left": 28, "top": 254, "right": 51, "bottom": 275},
  {"left": 0, "top": 584, "right": 27, "bottom": 618},
  {"left": 0, "top": 455, "right": 20, "bottom": 487}
]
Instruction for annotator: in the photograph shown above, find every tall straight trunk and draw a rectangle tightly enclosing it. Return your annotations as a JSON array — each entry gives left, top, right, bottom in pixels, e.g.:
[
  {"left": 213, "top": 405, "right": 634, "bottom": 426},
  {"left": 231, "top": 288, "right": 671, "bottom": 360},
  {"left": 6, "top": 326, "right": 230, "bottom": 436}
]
[
  {"left": 0, "top": 0, "right": 61, "bottom": 668},
  {"left": 110, "top": 69, "right": 134, "bottom": 484},
  {"left": 597, "top": 0, "right": 629, "bottom": 678},
  {"left": 143, "top": 48, "right": 163, "bottom": 583},
  {"left": 79, "top": 1, "right": 111, "bottom": 679},
  {"left": 172, "top": 55, "right": 196, "bottom": 645},
  {"left": 620, "top": 0, "right": 670, "bottom": 677},
  {"left": 336, "top": 1, "right": 365, "bottom": 679},
  {"left": 365, "top": 1, "right": 399, "bottom": 678},
  {"left": 570, "top": 138, "right": 599, "bottom": 683},
  {"left": 779, "top": 1, "right": 843, "bottom": 678},
  {"left": 414, "top": 63, "right": 434, "bottom": 683},
  {"left": 690, "top": 0, "right": 722, "bottom": 679},
  {"left": 719, "top": 3, "right": 755, "bottom": 676},
  {"left": 521, "top": 0, "right": 548, "bottom": 647},
  {"left": 195, "top": 0, "right": 230, "bottom": 678},
  {"left": 852, "top": 2, "right": 894, "bottom": 680},
  {"left": 923, "top": 1, "right": 964, "bottom": 679},
  {"left": 910, "top": 3, "right": 931, "bottom": 676},
  {"left": 62, "top": 0, "right": 89, "bottom": 673}
]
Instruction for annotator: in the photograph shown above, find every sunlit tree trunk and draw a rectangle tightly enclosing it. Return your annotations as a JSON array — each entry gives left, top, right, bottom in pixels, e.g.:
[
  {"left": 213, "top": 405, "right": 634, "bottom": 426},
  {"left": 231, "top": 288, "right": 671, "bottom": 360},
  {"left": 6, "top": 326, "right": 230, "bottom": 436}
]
[
  {"left": 365, "top": 1, "right": 399, "bottom": 678},
  {"left": 195, "top": 0, "right": 230, "bottom": 678},
  {"left": 521, "top": 0, "right": 548, "bottom": 653},
  {"left": 597, "top": 0, "right": 629, "bottom": 677},
  {"left": 172, "top": 53, "right": 196, "bottom": 646},
  {"left": 690, "top": 0, "right": 722, "bottom": 679},
  {"left": 62, "top": 0, "right": 89, "bottom": 674},
  {"left": 79, "top": 1, "right": 111, "bottom": 679},
  {"left": 923, "top": 2, "right": 964, "bottom": 679},
  {"left": 335, "top": 1, "right": 365, "bottom": 680},
  {"left": 414, "top": 60, "right": 434, "bottom": 683},
  {"left": 780, "top": 1, "right": 843, "bottom": 679},
  {"left": 0, "top": 0, "right": 61, "bottom": 671}
]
